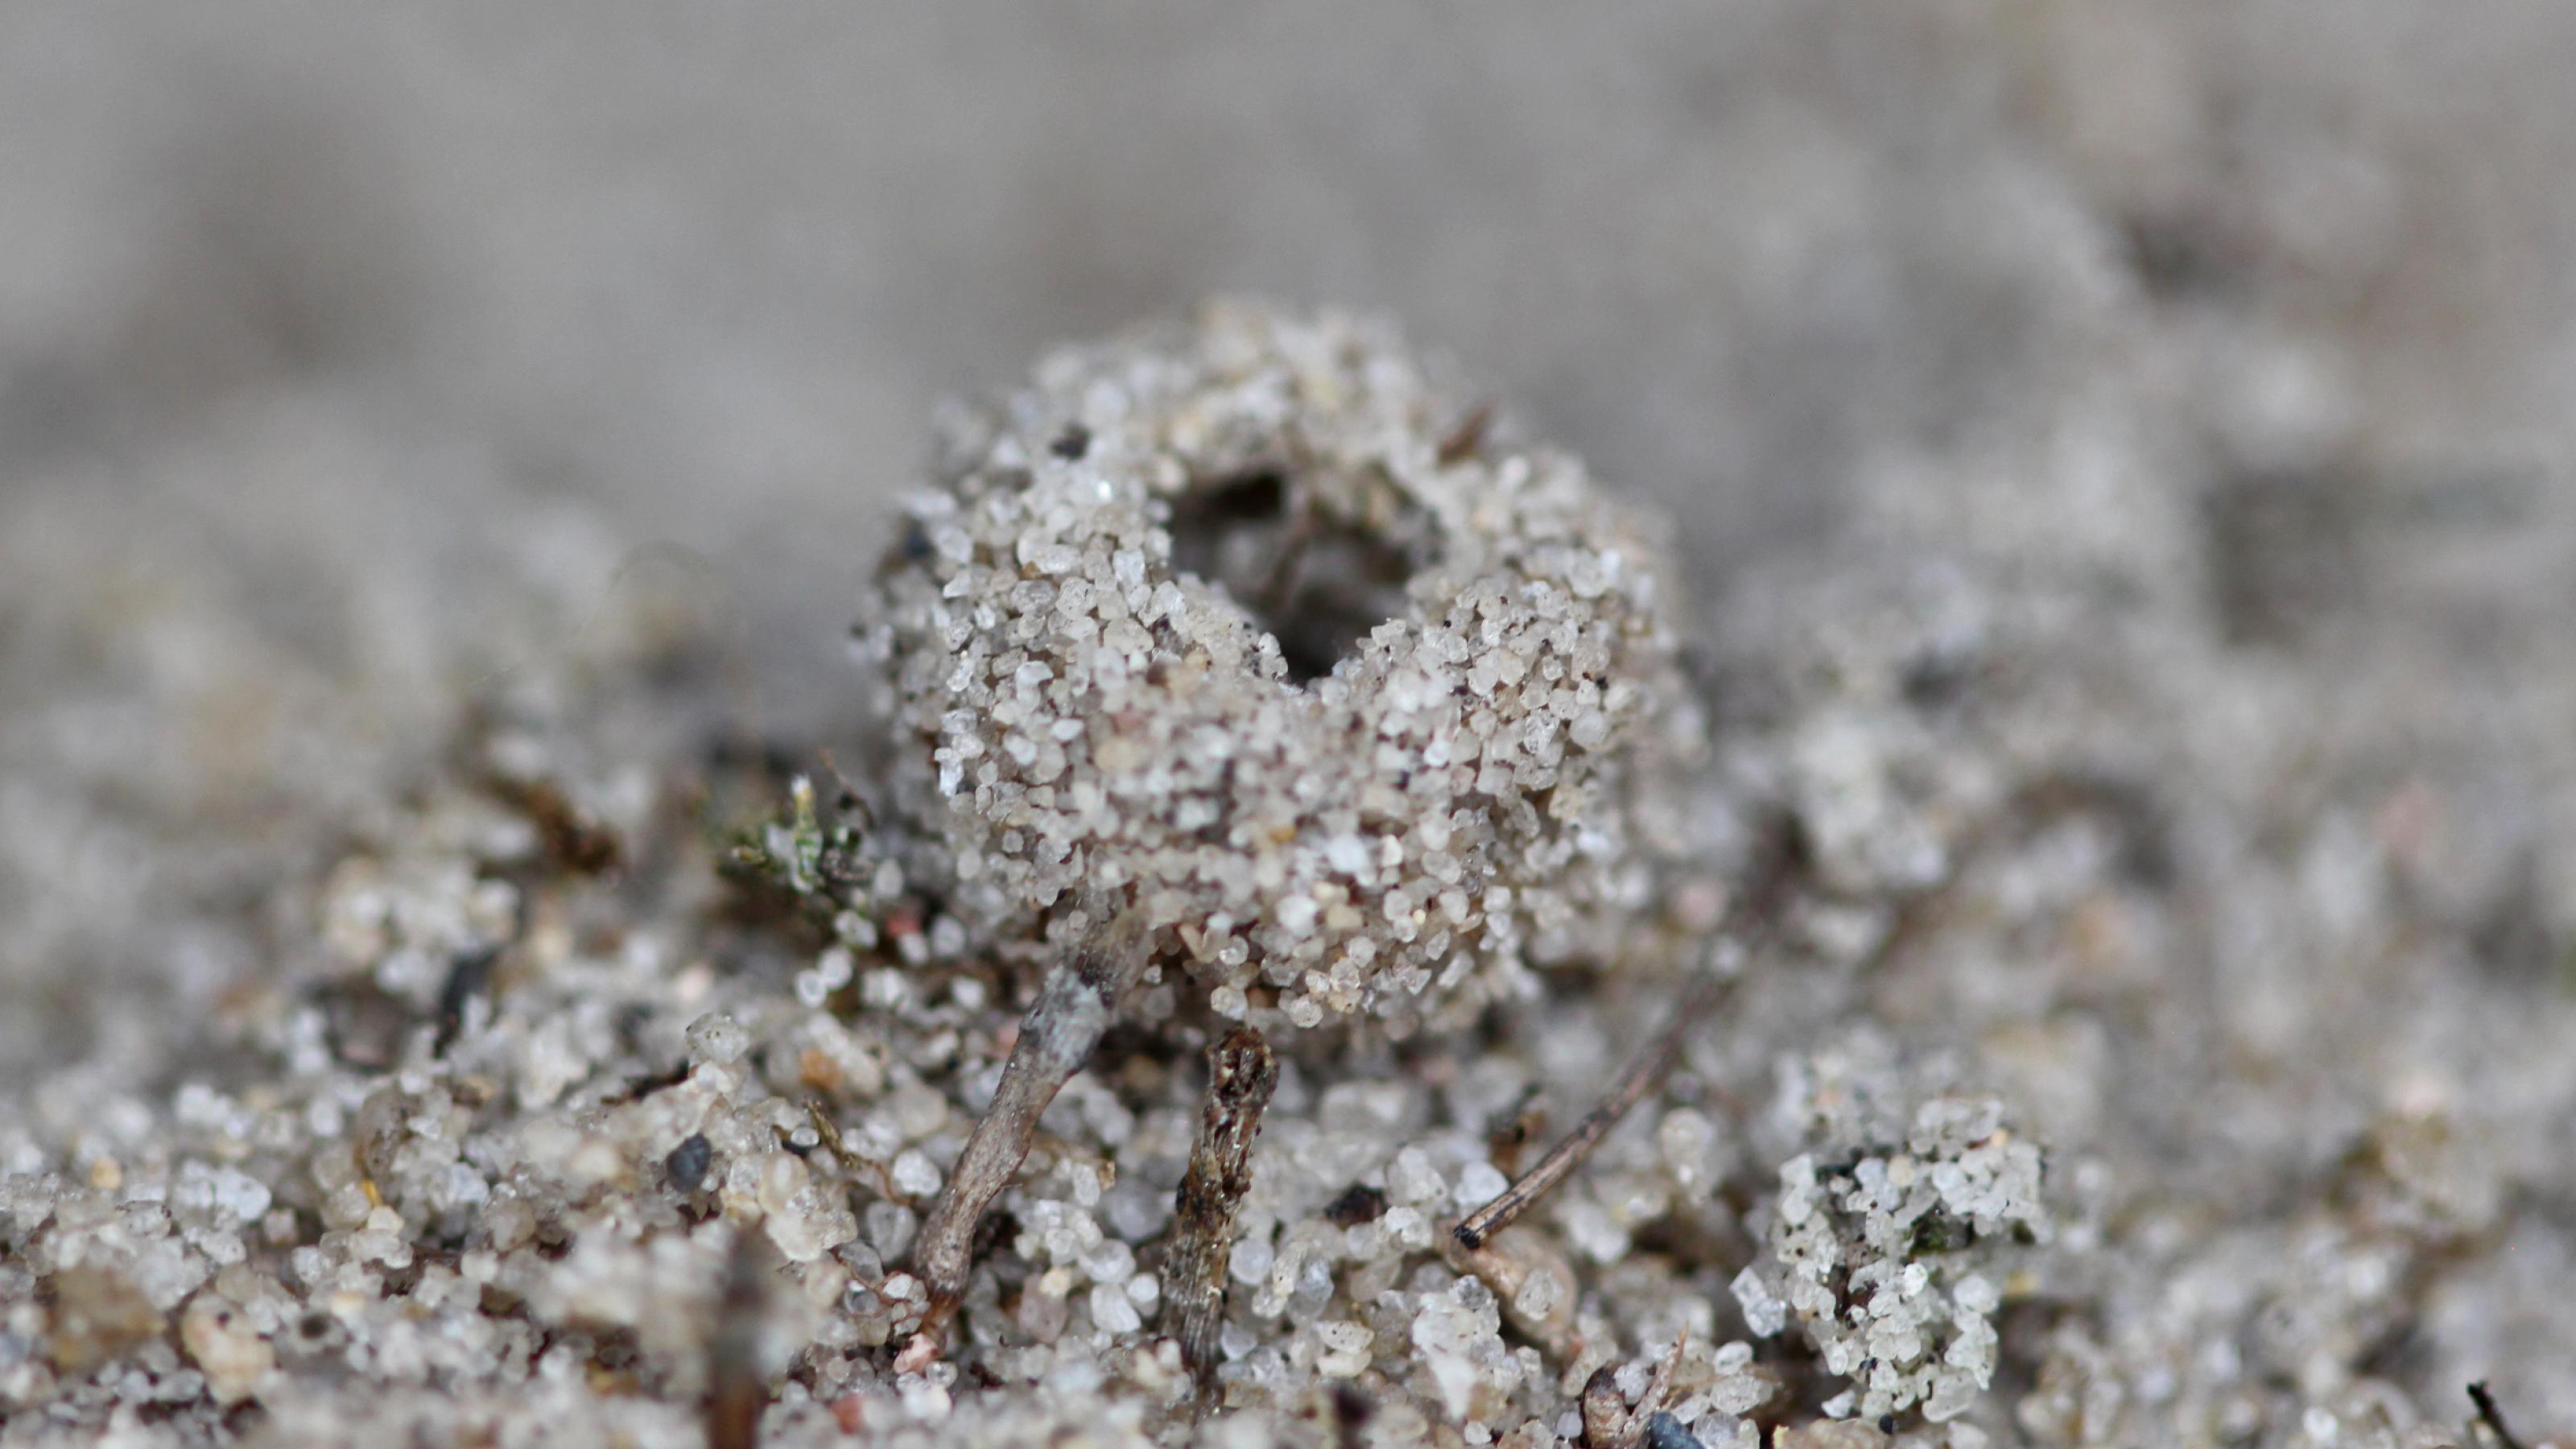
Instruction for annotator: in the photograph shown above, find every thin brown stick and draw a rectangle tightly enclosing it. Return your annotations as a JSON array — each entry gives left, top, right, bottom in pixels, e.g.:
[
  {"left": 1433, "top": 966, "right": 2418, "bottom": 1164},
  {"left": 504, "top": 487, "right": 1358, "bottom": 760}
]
[
  {"left": 898, "top": 903, "right": 1150, "bottom": 1368},
  {"left": 1436, "top": 401, "right": 1496, "bottom": 468},
  {"left": 1454, "top": 967, "right": 1732, "bottom": 1250},
  {"left": 798, "top": 1100, "right": 912, "bottom": 1207},
  {"left": 705, "top": 1228, "right": 773, "bottom": 1449},
  {"left": 1160, "top": 1026, "right": 1278, "bottom": 1397},
  {"left": 1459, "top": 778, "right": 2104, "bottom": 1261},
  {"left": 1456, "top": 819, "right": 1802, "bottom": 1252}
]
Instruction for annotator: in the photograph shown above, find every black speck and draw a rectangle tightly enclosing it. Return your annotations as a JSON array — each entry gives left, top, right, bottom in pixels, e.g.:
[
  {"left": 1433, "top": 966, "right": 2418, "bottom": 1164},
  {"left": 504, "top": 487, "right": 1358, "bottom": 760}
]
[
  {"left": 1899, "top": 649, "right": 1975, "bottom": 711},
  {"left": 1908, "top": 1208, "right": 1976, "bottom": 1254},
  {"left": 2469, "top": 1381, "right": 2529, "bottom": 1449},
  {"left": 1323, "top": 1183, "right": 1387, "bottom": 1227},
  {"left": 2203, "top": 463, "right": 2366, "bottom": 646},
  {"left": 666, "top": 1133, "right": 714, "bottom": 1194},
  {"left": 2120, "top": 212, "right": 2242, "bottom": 301},
  {"left": 1643, "top": 1411, "right": 1706, "bottom": 1449},
  {"left": 972, "top": 1205, "right": 1018, "bottom": 1260},
  {"left": 433, "top": 947, "right": 497, "bottom": 1057},
  {"left": 1879, "top": 1413, "right": 1898, "bottom": 1435},
  {"left": 1050, "top": 423, "right": 1091, "bottom": 460},
  {"left": 607, "top": 1060, "right": 693, "bottom": 1104},
  {"left": 899, "top": 518, "right": 934, "bottom": 561},
  {"left": 1331, "top": 1382, "right": 1374, "bottom": 1447}
]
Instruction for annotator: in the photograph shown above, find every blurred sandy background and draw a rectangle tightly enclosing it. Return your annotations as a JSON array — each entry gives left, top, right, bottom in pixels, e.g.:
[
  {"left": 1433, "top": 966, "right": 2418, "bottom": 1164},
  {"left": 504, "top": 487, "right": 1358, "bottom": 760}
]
[{"left": 4, "top": 1, "right": 2573, "bottom": 1104}]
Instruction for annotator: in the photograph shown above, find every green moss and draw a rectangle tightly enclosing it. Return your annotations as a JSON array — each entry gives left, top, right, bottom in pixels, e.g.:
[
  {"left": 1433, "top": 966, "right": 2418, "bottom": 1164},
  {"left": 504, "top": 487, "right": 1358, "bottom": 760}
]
[{"left": 723, "top": 774, "right": 868, "bottom": 927}]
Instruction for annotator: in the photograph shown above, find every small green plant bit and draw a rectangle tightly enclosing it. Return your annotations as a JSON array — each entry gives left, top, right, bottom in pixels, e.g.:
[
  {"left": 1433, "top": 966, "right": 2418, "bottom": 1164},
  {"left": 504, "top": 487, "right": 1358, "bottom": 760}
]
[
  {"left": 1161, "top": 1026, "right": 1278, "bottom": 1397},
  {"left": 724, "top": 773, "right": 869, "bottom": 924}
]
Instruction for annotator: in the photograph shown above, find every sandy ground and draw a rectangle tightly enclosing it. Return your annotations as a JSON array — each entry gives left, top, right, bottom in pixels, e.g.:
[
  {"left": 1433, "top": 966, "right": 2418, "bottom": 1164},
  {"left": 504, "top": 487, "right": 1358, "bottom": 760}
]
[{"left": 6, "top": 5, "right": 2576, "bottom": 1445}]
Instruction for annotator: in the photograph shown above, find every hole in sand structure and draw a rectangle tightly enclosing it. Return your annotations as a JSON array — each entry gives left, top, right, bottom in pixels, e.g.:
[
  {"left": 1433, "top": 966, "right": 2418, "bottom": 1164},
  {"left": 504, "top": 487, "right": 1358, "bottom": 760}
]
[{"left": 1166, "top": 469, "right": 1415, "bottom": 685}]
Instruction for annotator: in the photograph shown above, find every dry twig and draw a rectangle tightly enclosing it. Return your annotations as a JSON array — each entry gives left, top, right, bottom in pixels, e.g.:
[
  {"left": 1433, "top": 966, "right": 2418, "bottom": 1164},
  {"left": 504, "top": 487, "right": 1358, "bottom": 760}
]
[
  {"left": 705, "top": 1229, "right": 773, "bottom": 1449},
  {"left": 1455, "top": 965, "right": 1733, "bottom": 1251},
  {"left": 1160, "top": 1026, "right": 1278, "bottom": 1397},
  {"left": 2469, "top": 1381, "right": 2529, "bottom": 1449},
  {"left": 1457, "top": 821, "right": 1802, "bottom": 1251},
  {"left": 898, "top": 903, "right": 1151, "bottom": 1368}
]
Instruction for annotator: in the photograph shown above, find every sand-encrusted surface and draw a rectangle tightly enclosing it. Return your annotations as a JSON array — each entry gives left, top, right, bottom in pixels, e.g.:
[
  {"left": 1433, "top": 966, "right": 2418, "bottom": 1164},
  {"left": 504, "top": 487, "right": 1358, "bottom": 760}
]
[
  {"left": 867, "top": 302, "right": 1707, "bottom": 1034},
  {"left": 6, "top": 7, "right": 2576, "bottom": 1447}
]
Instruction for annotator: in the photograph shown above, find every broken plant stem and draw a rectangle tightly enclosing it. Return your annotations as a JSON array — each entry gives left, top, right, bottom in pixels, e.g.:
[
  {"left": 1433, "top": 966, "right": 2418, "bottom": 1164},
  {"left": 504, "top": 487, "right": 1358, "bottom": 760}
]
[
  {"left": 1457, "top": 819, "right": 1802, "bottom": 1252},
  {"left": 900, "top": 903, "right": 1150, "bottom": 1365},
  {"left": 705, "top": 1228, "right": 774, "bottom": 1449},
  {"left": 1454, "top": 964, "right": 1734, "bottom": 1251},
  {"left": 2468, "top": 1381, "right": 2529, "bottom": 1449},
  {"left": 1161, "top": 1026, "right": 1278, "bottom": 1397}
]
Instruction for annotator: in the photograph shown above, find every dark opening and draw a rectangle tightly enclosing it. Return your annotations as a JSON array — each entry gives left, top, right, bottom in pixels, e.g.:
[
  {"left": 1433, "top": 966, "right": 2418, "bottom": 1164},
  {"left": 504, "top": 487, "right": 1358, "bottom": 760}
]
[{"left": 1166, "top": 469, "right": 1414, "bottom": 684}]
